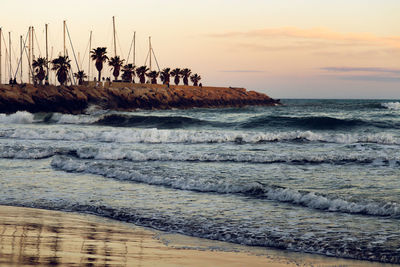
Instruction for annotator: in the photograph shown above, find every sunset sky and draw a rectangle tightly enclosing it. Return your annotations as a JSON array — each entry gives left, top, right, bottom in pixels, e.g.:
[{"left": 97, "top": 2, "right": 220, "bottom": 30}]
[{"left": 1, "top": 0, "right": 399, "bottom": 98}]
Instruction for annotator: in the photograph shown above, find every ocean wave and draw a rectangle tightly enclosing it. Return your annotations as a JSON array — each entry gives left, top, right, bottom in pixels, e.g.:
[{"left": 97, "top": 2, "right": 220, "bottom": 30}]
[
  {"left": 0, "top": 111, "right": 35, "bottom": 124},
  {"left": 1, "top": 144, "right": 399, "bottom": 167},
  {"left": 73, "top": 147, "right": 400, "bottom": 166},
  {"left": 94, "top": 114, "right": 218, "bottom": 128},
  {"left": 50, "top": 156, "right": 400, "bottom": 218},
  {"left": 382, "top": 102, "right": 400, "bottom": 110},
  {"left": 2, "top": 127, "right": 400, "bottom": 145},
  {"left": 240, "top": 115, "right": 396, "bottom": 130}
]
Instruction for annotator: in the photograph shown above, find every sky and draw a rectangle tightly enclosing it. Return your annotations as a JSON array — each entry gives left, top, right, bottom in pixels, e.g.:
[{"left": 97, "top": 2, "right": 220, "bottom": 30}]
[{"left": 0, "top": 0, "right": 399, "bottom": 98}]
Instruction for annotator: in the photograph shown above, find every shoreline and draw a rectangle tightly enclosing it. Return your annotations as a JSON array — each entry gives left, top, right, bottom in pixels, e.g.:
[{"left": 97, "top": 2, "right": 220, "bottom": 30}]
[
  {"left": 0, "top": 83, "right": 280, "bottom": 114},
  {"left": 0, "top": 205, "right": 395, "bottom": 267}
]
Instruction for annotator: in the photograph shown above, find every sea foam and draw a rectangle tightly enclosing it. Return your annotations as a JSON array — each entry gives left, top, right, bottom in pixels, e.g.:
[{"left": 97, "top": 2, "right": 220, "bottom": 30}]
[
  {"left": 2, "top": 127, "right": 400, "bottom": 145},
  {"left": 382, "top": 102, "right": 400, "bottom": 110},
  {"left": 0, "top": 111, "right": 35, "bottom": 124},
  {"left": 50, "top": 156, "right": 400, "bottom": 218}
]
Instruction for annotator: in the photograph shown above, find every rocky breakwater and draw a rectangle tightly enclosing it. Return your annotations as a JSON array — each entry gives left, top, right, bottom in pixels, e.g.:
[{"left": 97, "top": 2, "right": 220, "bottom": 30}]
[{"left": 0, "top": 83, "right": 280, "bottom": 114}]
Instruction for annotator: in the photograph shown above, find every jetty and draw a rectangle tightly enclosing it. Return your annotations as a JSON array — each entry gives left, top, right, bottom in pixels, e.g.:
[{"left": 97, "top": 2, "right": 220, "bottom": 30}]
[
  {"left": 0, "top": 17, "right": 280, "bottom": 114},
  {"left": 0, "top": 83, "right": 278, "bottom": 114}
]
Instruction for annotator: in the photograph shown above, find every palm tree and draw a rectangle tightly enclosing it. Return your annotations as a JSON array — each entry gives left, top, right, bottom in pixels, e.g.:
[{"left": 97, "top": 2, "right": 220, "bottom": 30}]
[
  {"left": 170, "top": 68, "right": 181, "bottom": 85},
  {"left": 190, "top": 74, "right": 201, "bottom": 86},
  {"left": 159, "top": 68, "right": 171, "bottom": 85},
  {"left": 181, "top": 68, "right": 192, "bottom": 86},
  {"left": 136, "top": 66, "right": 149, "bottom": 83},
  {"left": 51, "top": 56, "right": 71, "bottom": 85},
  {"left": 121, "top": 64, "right": 135, "bottom": 83},
  {"left": 32, "top": 57, "right": 48, "bottom": 85},
  {"left": 74, "top": 70, "right": 88, "bottom": 85},
  {"left": 146, "top": 71, "right": 159, "bottom": 84},
  {"left": 90, "top": 47, "right": 108, "bottom": 82},
  {"left": 108, "top": 56, "right": 124, "bottom": 81}
]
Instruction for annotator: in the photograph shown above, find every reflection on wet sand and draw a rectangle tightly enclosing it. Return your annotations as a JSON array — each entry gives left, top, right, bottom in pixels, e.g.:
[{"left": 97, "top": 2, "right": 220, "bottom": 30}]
[
  {"left": 0, "top": 206, "right": 393, "bottom": 267},
  {"left": 0, "top": 206, "right": 159, "bottom": 266}
]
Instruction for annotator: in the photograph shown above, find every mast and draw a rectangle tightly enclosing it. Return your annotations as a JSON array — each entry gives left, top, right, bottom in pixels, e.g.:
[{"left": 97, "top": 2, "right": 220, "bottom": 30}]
[
  {"left": 20, "top": 35, "right": 23, "bottom": 83},
  {"left": 45, "top": 23, "right": 49, "bottom": 84},
  {"left": 63, "top": 20, "right": 66, "bottom": 56},
  {"left": 133, "top": 31, "right": 136, "bottom": 65},
  {"left": 8, "top": 32, "right": 11, "bottom": 81},
  {"left": 28, "top": 26, "right": 31, "bottom": 83},
  {"left": 149, "top": 36, "right": 152, "bottom": 71},
  {"left": 112, "top": 16, "right": 117, "bottom": 57},
  {"left": 31, "top": 26, "right": 35, "bottom": 61},
  {"left": 0, "top": 27, "right": 2, "bottom": 84},
  {"left": 88, "top": 31, "right": 92, "bottom": 80}
]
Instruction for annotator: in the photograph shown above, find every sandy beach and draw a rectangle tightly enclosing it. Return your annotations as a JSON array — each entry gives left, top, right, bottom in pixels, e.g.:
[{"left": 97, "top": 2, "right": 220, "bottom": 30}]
[{"left": 0, "top": 205, "right": 395, "bottom": 267}]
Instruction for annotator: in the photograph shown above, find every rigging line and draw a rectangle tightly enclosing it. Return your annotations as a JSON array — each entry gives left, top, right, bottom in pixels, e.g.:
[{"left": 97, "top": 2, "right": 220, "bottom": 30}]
[
  {"left": 33, "top": 29, "right": 42, "bottom": 57},
  {"left": 126, "top": 33, "right": 135, "bottom": 65},
  {"left": 9, "top": 34, "right": 18, "bottom": 76},
  {"left": 13, "top": 29, "right": 30, "bottom": 79},
  {"left": 151, "top": 48, "right": 161, "bottom": 72},
  {"left": 22, "top": 33, "right": 36, "bottom": 81},
  {"left": 65, "top": 49, "right": 76, "bottom": 85},
  {"left": 65, "top": 23, "right": 81, "bottom": 74},
  {"left": 1, "top": 33, "right": 10, "bottom": 78},
  {"left": 80, "top": 35, "right": 90, "bottom": 70},
  {"left": 115, "top": 31, "right": 125, "bottom": 59},
  {"left": 144, "top": 49, "right": 150, "bottom": 67}
]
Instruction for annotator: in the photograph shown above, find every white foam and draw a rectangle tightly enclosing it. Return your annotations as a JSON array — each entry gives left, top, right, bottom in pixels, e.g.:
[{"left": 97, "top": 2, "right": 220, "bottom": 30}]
[
  {"left": 74, "top": 146, "right": 399, "bottom": 165},
  {"left": 0, "top": 111, "right": 35, "bottom": 124},
  {"left": 52, "top": 113, "right": 99, "bottom": 124},
  {"left": 382, "top": 102, "right": 400, "bottom": 110},
  {"left": 50, "top": 156, "right": 400, "bottom": 217},
  {"left": 4, "top": 127, "right": 400, "bottom": 145}
]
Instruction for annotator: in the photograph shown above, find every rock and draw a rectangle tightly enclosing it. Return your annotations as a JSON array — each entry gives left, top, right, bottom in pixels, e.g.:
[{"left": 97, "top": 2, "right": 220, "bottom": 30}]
[{"left": 0, "top": 83, "right": 280, "bottom": 114}]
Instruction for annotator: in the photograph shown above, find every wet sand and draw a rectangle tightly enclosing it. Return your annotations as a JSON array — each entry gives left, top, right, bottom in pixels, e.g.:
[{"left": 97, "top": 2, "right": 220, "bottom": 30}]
[{"left": 0, "top": 205, "right": 395, "bottom": 267}]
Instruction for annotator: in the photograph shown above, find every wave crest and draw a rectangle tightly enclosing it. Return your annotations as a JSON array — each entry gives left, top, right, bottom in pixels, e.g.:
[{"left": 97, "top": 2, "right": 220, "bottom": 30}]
[
  {"left": 50, "top": 156, "right": 400, "bottom": 218},
  {"left": 382, "top": 102, "right": 400, "bottom": 110},
  {"left": 0, "top": 111, "right": 34, "bottom": 124}
]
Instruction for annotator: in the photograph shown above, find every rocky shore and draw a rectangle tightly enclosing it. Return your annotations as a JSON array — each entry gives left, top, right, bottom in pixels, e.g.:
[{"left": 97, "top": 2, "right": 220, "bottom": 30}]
[{"left": 0, "top": 83, "right": 280, "bottom": 114}]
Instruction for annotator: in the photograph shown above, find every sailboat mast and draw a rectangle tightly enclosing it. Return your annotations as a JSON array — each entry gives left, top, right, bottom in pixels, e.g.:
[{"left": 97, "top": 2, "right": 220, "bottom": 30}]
[
  {"left": 28, "top": 27, "right": 31, "bottom": 83},
  {"left": 133, "top": 31, "right": 136, "bottom": 65},
  {"left": 20, "top": 35, "right": 23, "bottom": 83},
  {"left": 45, "top": 23, "right": 49, "bottom": 84},
  {"left": 63, "top": 20, "right": 66, "bottom": 56},
  {"left": 8, "top": 32, "right": 11, "bottom": 81},
  {"left": 32, "top": 26, "right": 35, "bottom": 61},
  {"left": 88, "top": 31, "right": 92, "bottom": 81},
  {"left": 0, "top": 27, "right": 2, "bottom": 84},
  {"left": 149, "top": 36, "right": 152, "bottom": 71},
  {"left": 112, "top": 16, "right": 117, "bottom": 57}
]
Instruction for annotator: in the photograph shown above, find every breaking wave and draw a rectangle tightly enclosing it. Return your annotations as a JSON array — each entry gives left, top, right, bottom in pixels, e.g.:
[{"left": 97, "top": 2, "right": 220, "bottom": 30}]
[
  {"left": 0, "top": 111, "right": 35, "bottom": 124},
  {"left": 382, "top": 102, "right": 400, "bottom": 110},
  {"left": 1, "top": 111, "right": 400, "bottom": 131},
  {"left": 1, "top": 144, "right": 400, "bottom": 168},
  {"left": 2, "top": 127, "right": 400, "bottom": 145},
  {"left": 50, "top": 156, "right": 400, "bottom": 218}
]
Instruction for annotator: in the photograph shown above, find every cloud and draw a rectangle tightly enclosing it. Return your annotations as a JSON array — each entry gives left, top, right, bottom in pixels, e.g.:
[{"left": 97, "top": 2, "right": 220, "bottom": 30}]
[
  {"left": 321, "top": 67, "right": 400, "bottom": 74},
  {"left": 210, "top": 27, "right": 400, "bottom": 50},
  {"left": 339, "top": 75, "right": 400, "bottom": 83},
  {"left": 219, "top": 70, "right": 265, "bottom": 73}
]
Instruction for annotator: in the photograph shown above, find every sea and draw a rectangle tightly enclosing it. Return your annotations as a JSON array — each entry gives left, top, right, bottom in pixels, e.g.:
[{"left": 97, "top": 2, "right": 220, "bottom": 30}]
[{"left": 0, "top": 99, "right": 399, "bottom": 264}]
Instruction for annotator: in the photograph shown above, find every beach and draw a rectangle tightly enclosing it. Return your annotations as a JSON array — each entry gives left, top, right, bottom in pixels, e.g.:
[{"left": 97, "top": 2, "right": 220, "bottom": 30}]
[{"left": 0, "top": 205, "right": 394, "bottom": 267}]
